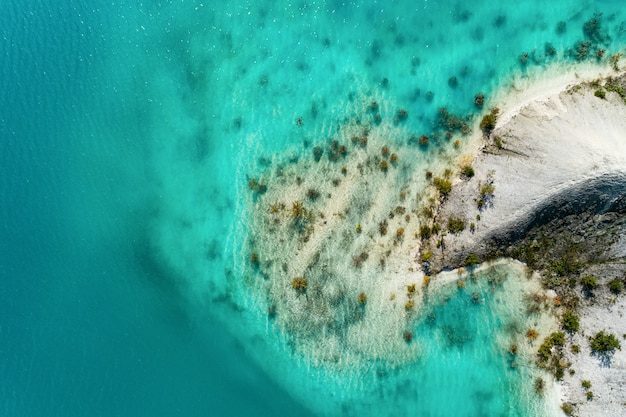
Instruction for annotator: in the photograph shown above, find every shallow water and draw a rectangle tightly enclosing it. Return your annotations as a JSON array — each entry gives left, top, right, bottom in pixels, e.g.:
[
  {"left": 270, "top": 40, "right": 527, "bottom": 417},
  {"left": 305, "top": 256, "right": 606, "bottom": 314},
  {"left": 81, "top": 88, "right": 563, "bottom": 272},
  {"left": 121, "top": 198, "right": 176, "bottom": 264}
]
[{"left": 2, "top": 0, "right": 626, "bottom": 416}]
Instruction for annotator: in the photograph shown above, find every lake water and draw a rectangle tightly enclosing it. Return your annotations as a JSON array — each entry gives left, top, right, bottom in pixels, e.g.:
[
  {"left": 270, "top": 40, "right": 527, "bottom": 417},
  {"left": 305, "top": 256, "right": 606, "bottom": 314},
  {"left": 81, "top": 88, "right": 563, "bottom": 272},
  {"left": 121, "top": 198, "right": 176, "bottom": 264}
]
[{"left": 2, "top": 1, "right": 625, "bottom": 416}]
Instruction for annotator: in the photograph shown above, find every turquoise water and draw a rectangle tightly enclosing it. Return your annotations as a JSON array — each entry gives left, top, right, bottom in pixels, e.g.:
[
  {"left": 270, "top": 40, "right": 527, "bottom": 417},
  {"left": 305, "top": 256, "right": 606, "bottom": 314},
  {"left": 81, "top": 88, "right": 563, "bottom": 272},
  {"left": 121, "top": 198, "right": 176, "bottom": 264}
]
[{"left": 1, "top": 1, "right": 625, "bottom": 416}]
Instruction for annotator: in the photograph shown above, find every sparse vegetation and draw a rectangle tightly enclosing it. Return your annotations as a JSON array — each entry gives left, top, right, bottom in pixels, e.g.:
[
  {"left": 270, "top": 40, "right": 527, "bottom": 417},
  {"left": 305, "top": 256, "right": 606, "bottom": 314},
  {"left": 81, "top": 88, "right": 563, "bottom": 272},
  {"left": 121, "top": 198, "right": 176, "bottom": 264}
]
[
  {"left": 248, "top": 178, "right": 267, "bottom": 194},
  {"left": 594, "top": 89, "right": 606, "bottom": 99},
  {"left": 582, "top": 380, "right": 592, "bottom": 389}
]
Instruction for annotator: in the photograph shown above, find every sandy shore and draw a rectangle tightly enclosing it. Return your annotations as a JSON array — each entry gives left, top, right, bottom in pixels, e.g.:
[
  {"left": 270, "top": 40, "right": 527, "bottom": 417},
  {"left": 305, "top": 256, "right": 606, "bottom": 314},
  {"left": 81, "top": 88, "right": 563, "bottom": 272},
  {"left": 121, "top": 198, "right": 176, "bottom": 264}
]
[
  {"left": 434, "top": 70, "right": 626, "bottom": 269},
  {"left": 432, "top": 68, "right": 626, "bottom": 416}
]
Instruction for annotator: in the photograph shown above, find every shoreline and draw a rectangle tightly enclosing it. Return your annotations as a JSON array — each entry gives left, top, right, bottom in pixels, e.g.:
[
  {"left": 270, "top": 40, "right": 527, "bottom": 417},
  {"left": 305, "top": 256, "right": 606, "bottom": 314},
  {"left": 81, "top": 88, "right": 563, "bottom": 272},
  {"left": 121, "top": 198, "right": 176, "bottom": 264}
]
[{"left": 429, "top": 67, "right": 626, "bottom": 416}]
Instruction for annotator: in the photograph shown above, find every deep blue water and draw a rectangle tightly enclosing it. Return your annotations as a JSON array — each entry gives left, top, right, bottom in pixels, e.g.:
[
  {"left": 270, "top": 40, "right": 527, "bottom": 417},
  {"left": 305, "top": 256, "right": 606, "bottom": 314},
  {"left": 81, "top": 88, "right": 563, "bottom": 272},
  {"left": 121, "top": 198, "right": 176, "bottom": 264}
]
[{"left": 2, "top": 1, "right": 625, "bottom": 416}]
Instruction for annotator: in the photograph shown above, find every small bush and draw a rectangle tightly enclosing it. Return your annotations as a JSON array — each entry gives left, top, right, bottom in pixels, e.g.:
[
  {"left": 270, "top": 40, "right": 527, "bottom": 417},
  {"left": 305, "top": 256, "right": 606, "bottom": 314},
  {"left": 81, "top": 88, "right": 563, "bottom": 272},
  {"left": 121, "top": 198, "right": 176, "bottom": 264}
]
[
  {"left": 433, "top": 177, "right": 452, "bottom": 196},
  {"left": 561, "top": 403, "right": 574, "bottom": 416},
  {"left": 538, "top": 332, "right": 565, "bottom": 362},
  {"left": 465, "top": 254, "right": 479, "bottom": 267},
  {"left": 421, "top": 251, "right": 433, "bottom": 262},
  {"left": 462, "top": 165, "right": 475, "bottom": 178},
  {"left": 582, "top": 380, "right": 592, "bottom": 389},
  {"left": 571, "top": 345, "right": 580, "bottom": 354},
  {"left": 586, "top": 391, "right": 594, "bottom": 400},
  {"left": 534, "top": 377, "right": 544, "bottom": 394},
  {"left": 562, "top": 310, "right": 580, "bottom": 333},
  {"left": 581, "top": 275, "right": 598, "bottom": 292},
  {"left": 480, "top": 113, "right": 497, "bottom": 133},
  {"left": 594, "top": 89, "right": 606, "bottom": 99},
  {"left": 590, "top": 331, "right": 621, "bottom": 353},
  {"left": 447, "top": 218, "right": 466, "bottom": 234},
  {"left": 420, "top": 225, "right": 432, "bottom": 239},
  {"left": 291, "top": 277, "right": 307, "bottom": 293},
  {"left": 608, "top": 278, "right": 624, "bottom": 294},
  {"left": 480, "top": 184, "right": 495, "bottom": 197}
]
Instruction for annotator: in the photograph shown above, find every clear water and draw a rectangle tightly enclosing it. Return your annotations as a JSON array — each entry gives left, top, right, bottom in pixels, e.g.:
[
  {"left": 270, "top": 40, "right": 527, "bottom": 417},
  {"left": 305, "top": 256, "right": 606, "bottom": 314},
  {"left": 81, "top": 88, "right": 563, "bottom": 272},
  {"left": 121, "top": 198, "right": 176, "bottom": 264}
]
[{"left": 1, "top": 1, "right": 625, "bottom": 416}]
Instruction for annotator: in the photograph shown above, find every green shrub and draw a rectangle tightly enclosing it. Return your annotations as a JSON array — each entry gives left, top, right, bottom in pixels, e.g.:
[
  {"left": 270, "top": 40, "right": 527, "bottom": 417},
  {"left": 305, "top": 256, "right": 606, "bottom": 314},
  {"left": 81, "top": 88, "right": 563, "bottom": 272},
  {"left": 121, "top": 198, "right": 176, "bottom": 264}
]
[
  {"left": 550, "top": 331, "right": 565, "bottom": 346},
  {"left": 479, "top": 114, "right": 497, "bottom": 133},
  {"left": 586, "top": 391, "right": 594, "bottom": 400},
  {"left": 594, "top": 89, "right": 606, "bottom": 99},
  {"left": 538, "top": 332, "right": 565, "bottom": 362},
  {"left": 590, "top": 331, "right": 621, "bottom": 353},
  {"left": 480, "top": 184, "right": 495, "bottom": 197},
  {"left": 420, "top": 225, "right": 432, "bottom": 239},
  {"left": 447, "top": 218, "right": 466, "bottom": 234},
  {"left": 608, "top": 278, "right": 624, "bottom": 294},
  {"left": 433, "top": 177, "right": 452, "bottom": 196},
  {"left": 561, "top": 403, "right": 574, "bottom": 416},
  {"left": 562, "top": 310, "right": 580, "bottom": 333},
  {"left": 465, "top": 254, "right": 479, "bottom": 267},
  {"left": 581, "top": 275, "right": 598, "bottom": 291},
  {"left": 582, "top": 380, "right": 592, "bottom": 389},
  {"left": 462, "top": 165, "right": 475, "bottom": 178}
]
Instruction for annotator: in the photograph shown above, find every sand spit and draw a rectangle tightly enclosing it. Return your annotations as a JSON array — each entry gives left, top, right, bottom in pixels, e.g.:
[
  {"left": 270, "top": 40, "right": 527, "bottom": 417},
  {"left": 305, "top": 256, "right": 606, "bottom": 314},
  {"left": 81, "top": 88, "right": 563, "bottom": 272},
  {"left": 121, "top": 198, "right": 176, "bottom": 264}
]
[{"left": 432, "top": 71, "right": 626, "bottom": 416}]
